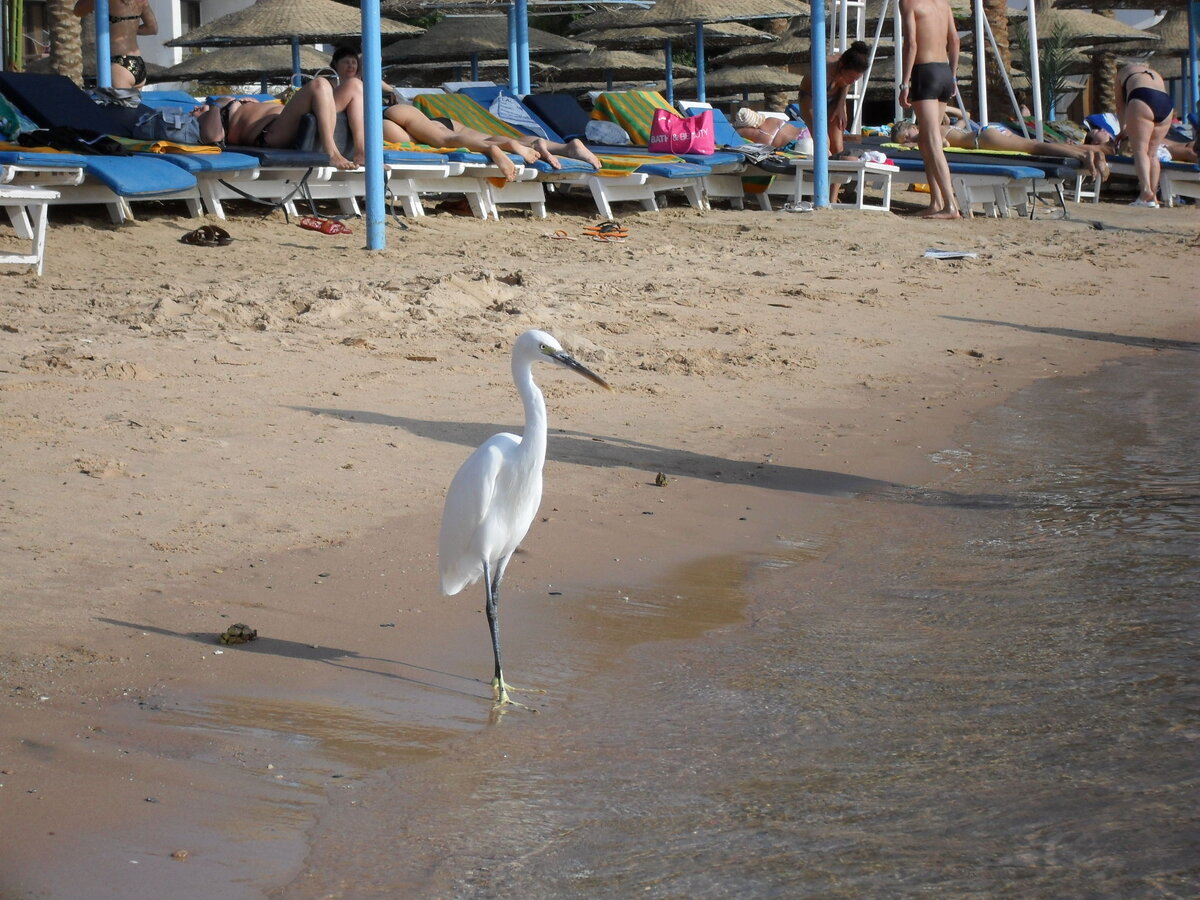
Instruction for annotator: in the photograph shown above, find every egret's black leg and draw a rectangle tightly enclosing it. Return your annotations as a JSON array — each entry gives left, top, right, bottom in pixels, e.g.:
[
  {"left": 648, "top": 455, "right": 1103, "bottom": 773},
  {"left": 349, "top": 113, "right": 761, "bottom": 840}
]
[{"left": 482, "top": 558, "right": 510, "bottom": 705}]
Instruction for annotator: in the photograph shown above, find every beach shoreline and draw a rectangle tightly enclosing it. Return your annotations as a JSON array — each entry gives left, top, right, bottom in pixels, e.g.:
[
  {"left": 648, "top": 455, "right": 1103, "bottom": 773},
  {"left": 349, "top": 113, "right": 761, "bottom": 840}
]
[{"left": 0, "top": 197, "right": 1195, "bottom": 897}]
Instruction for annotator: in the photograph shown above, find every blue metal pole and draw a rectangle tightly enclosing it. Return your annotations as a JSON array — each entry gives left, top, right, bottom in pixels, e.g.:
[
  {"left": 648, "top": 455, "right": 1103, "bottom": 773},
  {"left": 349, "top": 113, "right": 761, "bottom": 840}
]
[
  {"left": 810, "top": 0, "right": 829, "bottom": 207},
  {"left": 471, "top": 53, "right": 479, "bottom": 82},
  {"left": 291, "top": 37, "right": 301, "bottom": 88},
  {"left": 515, "top": 0, "right": 530, "bottom": 94},
  {"left": 663, "top": 39, "right": 674, "bottom": 105},
  {"left": 508, "top": 8, "right": 518, "bottom": 92},
  {"left": 361, "top": 0, "right": 386, "bottom": 251},
  {"left": 94, "top": 0, "right": 112, "bottom": 88},
  {"left": 1189, "top": 1, "right": 1199, "bottom": 120},
  {"left": 694, "top": 23, "right": 706, "bottom": 102}
]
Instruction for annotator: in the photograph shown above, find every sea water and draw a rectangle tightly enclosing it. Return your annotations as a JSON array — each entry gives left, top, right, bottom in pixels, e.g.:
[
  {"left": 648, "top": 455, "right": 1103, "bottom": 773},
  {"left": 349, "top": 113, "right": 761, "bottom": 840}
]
[{"left": 280, "top": 351, "right": 1198, "bottom": 898}]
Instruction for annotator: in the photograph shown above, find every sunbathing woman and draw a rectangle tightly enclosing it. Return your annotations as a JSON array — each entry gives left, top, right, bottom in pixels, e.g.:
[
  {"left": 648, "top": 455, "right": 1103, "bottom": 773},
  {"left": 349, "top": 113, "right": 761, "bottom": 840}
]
[
  {"left": 216, "top": 77, "right": 363, "bottom": 170},
  {"left": 383, "top": 103, "right": 603, "bottom": 181},
  {"left": 892, "top": 112, "right": 1110, "bottom": 180},
  {"left": 732, "top": 108, "right": 810, "bottom": 151},
  {"left": 327, "top": 50, "right": 601, "bottom": 180},
  {"left": 1114, "top": 63, "right": 1175, "bottom": 206}
]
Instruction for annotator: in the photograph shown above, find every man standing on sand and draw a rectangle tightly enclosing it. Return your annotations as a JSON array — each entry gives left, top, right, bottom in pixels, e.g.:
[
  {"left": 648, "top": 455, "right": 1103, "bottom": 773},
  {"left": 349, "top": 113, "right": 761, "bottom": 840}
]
[{"left": 898, "top": 0, "right": 961, "bottom": 218}]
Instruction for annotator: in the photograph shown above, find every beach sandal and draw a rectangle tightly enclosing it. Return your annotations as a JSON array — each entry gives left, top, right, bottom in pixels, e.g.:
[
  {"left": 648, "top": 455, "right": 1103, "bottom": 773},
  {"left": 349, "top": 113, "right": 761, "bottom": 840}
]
[
  {"left": 544, "top": 230, "right": 577, "bottom": 240},
  {"left": 582, "top": 220, "right": 628, "bottom": 238},
  {"left": 590, "top": 233, "right": 626, "bottom": 243},
  {"left": 299, "top": 216, "right": 353, "bottom": 235},
  {"left": 209, "top": 225, "right": 234, "bottom": 246},
  {"left": 1128, "top": 198, "right": 1159, "bottom": 208},
  {"left": 179, "top": 225, "right": 222, "bottom": 247}
]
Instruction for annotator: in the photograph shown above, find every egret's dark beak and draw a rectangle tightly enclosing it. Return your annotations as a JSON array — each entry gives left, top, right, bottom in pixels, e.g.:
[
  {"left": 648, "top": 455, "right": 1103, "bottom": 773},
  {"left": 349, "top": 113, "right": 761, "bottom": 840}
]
[{"left": 552, "top": 351, "right": 612, "bottom": 391}]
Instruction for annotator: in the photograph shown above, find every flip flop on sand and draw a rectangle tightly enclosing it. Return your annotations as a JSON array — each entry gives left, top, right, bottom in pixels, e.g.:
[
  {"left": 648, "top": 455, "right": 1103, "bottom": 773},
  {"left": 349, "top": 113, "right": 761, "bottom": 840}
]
[
  {"left": 299, "top": 216, "right": 353, "bottom": 235},
  {"left": 179, "top": 225, "right": 228, "bottom": 247},
  {"left": 590, "top": 234, "right": 626, "bottom": 243},
  {"left": 544, "top": 230, "right": 577, "bottom": 240},
  {"left": 582, "top": 220, "right": 628, "bottom": 238}
]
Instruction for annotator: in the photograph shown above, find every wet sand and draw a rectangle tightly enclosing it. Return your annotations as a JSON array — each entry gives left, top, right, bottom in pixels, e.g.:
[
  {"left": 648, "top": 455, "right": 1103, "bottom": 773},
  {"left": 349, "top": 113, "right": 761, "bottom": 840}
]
[{"left": 0, "top": 195, "right": 1195, "bottom": 897}]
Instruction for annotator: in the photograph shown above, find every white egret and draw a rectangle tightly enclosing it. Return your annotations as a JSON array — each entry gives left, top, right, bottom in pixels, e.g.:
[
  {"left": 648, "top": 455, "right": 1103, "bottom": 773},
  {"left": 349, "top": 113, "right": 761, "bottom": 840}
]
[{"left": 439, "top": 329, "right": 611, "bottom": 706}]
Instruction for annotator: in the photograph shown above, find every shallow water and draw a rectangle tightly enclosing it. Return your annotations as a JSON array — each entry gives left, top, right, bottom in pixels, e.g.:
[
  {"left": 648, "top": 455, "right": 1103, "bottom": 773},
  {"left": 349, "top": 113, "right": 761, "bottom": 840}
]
[{"left": 265, "top": 350, "right": 1198, "bottom": 899}]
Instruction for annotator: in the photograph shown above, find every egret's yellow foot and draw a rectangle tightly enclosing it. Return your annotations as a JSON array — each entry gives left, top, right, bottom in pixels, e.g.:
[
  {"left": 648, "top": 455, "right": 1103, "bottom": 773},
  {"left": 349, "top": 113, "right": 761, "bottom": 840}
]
[{"left": 491, "top": 677, "right": 540, "bottom": 710}]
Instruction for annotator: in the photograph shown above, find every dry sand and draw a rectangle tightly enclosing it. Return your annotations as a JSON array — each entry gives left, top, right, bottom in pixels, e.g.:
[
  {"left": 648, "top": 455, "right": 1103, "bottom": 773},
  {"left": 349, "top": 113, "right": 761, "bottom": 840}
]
[{"left": 0, "top": 192, "right": 1195, "bottom": 897}]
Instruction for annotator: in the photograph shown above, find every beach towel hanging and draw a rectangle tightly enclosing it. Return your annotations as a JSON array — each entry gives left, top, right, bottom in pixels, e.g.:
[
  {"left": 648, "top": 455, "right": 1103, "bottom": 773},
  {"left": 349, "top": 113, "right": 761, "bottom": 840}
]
[{"left": 649, "top": 108, "right": 714, "bottom": 156}]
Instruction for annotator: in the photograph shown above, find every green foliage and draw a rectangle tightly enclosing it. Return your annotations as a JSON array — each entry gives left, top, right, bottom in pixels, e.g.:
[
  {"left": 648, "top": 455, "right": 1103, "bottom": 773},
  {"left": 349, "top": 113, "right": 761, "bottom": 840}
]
[{"left": 1014, "top": 20, "right": 1083, "bottom": 120}]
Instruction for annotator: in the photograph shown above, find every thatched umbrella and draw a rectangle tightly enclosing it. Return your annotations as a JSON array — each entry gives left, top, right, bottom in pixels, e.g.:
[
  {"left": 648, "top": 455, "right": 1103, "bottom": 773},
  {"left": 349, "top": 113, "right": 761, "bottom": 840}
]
[
  {"left": 149, "top": 45, "right": 333, "bottom": 87},
  {"left": 675, "top": 64, "right": 805, "bottom": 102},
  {"left": 545, "top": 48, "right": 696, "bottom": 91},
  {"left": 387, "top": 57, "right": 560, "bottom": 88},
  {"left": 577, "top": 21, "right": 777, "bottom": 52},
  {"left": 167, "top": 0, "right": 421, "bottom": 48},
  {"left": 165, "top": 0, "right": 421, "bottom": 88},
  {"left": 567, "top": 0, "right": 810, "bottom": 102},
  {"left": 381, "top": 15, "right": 591, "bottom": 80},
  {"left": 1008, "top": 8, "right": 1161, "bottom": 47}
]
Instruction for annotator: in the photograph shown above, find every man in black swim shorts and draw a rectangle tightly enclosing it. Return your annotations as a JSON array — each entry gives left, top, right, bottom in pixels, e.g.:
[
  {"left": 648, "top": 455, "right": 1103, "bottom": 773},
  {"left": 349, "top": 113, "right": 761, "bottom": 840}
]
[
  {"left": 909, "top": 61, "right": 955, "bottom": 103},
  {"left": 899, "top": 0, "right": 961, "bottom": 218}
]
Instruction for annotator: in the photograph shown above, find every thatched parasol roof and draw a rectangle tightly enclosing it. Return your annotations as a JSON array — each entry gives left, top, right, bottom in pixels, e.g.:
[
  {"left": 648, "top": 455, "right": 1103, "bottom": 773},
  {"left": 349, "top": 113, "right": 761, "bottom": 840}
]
[
  {"left": 570, "top": 0, "right": 811, "bottom": 32},
  {"left": 577, "top": 21, "right": 778, "bottom": 51},
  {"left": 545, "top": 48, "right": 696, "bottom": 82},
  {"left": 676, "top": 64, "right": 806, "bottom": 95},
  {"left": 149, "top": 45, "right": 333, "bottom": 84},
  {"left": 1006, "top": 8, "right": 1160, "bottom": 47},
  {"left": 166, "top": 0, "right": 422, "bottom": 48},
  {"left": 381, "top": 15, "right": 591, "bottom": 63}
]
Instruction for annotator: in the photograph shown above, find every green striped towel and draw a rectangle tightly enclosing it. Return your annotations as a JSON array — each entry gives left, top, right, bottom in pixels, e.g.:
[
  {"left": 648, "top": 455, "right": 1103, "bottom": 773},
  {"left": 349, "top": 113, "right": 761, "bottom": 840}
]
[
  {"left": 592, "top": 90, "right": 677, "bottom": 146},
  {"left": 413, "top": 93, "right": 524, "bottom": 139}
]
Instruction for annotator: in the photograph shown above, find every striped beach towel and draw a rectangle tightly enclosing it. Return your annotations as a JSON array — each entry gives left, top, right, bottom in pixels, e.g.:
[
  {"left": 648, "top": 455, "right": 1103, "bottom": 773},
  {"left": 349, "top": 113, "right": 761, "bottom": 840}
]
[
  {"left": 414, "top": 93, "right": 524, "bottom": 139},
  {"left": 591, "top": 90, "right": 677, "bottom": 146},
  {"left": 412, "top": 92, "right": 681, "bottom": 176}
]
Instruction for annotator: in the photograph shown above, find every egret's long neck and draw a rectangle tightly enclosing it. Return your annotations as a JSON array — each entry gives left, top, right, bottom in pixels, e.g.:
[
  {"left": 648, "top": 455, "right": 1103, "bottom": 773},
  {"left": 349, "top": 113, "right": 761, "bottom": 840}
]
[{"left": 513, "top": 357, "right": 548, "bottom": 469}]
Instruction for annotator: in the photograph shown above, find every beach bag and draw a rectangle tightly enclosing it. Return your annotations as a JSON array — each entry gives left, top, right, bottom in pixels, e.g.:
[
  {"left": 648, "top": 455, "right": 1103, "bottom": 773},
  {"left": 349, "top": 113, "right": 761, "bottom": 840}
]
[
  {"left": 131, "top": 107, "right": 203, "bottom": 145},
  {"left": 649, "top": 107, "right": 714, "bottom": 155}
]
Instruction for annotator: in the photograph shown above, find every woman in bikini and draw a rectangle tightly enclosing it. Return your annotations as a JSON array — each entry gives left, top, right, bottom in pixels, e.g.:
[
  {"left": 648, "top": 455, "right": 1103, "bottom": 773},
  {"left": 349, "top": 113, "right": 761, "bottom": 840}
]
[
  {"left": 219, "top": 77, "right": 362, "bottom": 170},
  {"left": 73, "top": 0, "right": 157, "bottom": 89},
  {"left": 1114, "top": 64, "right": 1175, "bottom": 206},
  {"left": 892, "top": 108, "right": 1111, "bottom": 180},
  {"left": 797, "top": 41, "right": 871, "bottom": 158}
]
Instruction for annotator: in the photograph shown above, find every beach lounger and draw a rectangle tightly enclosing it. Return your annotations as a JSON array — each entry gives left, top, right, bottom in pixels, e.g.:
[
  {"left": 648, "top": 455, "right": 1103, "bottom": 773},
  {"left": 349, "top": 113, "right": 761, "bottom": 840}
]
[
  {"left": 683, "top": 106, "right": 898, "bottom": 212},
  {"left": 1104, "top": 155, "right": 1200, "bottom": 207},
  {"left": 448, "top": 87, "right": 712, "bottom": 217},
  {"left": 0, "top": 182, "right": 59, "bottom": 276}
]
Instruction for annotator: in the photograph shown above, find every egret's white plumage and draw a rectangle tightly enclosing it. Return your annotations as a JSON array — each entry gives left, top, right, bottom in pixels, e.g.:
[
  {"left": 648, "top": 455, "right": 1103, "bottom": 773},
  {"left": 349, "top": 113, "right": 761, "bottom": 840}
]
[{"left": 438, "top": 329, "right": 609, "bottom": 705}]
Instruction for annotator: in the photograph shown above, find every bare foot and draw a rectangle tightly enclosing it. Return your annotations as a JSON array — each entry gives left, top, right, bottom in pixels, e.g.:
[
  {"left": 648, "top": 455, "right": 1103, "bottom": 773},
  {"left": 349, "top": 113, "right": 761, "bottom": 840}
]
[
  {"left": 487, "top": 145, "right": 518, "bottom": 181},
  {"left": 531, "top": 138, "right": 562, "bottom": 170},
  {"left": 566, "top": 139, "right": 603, "bottom": 171},
  {"left": 927, "top": 207, "right": 962, "bottom": 219},
  {"left": 328, "top": 150, "right": 357, "bottom": 171}
]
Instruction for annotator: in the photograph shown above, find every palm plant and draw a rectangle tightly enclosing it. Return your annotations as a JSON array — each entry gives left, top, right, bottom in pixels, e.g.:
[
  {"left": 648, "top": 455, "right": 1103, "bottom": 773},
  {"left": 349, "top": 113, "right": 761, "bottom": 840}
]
[{"left": 1014, "top": 19, "right": 1084, "bottom": 120}]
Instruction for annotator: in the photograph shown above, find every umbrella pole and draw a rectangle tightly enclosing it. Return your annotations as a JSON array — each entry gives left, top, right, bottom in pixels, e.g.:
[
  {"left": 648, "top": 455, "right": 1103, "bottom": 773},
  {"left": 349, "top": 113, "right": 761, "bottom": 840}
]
[
  {"left": 1026, "top": 1, "right": 1044, "bottom": 142},
  {"left": 508, "top": 8, "right": 518, "bottom": 93},
  {"left": 664, "top": 38, "right": 674, "bottom": 106},
  {"left": 973, "top": 0, "right": 987, "bottom": 125},
  {"left": 515, "top": 0, "right": 530, "bottom": 94},
  {"left": 695, "top": 23, "right": 706, "bottom": 103},
  {"left": 811, "top": 0, "right": 829, "bottom": 207},
  {"left": 471, "top": 54, "right": 479, "bottom": 82},
  {"left": 291, "top": 37, "right": 302, "bottom": 88},
  {"left": 94, "top": 0, "right": 112, "bottom": 89},
  {"left": 361, "top": 0, "right": 386, "bottom": 251},
  {"left": 1190, "top": 0, "right": 1199, "bottom": 120}
]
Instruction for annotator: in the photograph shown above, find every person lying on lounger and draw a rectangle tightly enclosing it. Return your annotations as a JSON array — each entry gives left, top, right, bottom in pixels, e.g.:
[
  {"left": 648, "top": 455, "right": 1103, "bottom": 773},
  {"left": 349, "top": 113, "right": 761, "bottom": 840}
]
[
  {"left": 1085, "top": 127, "right": 1197, "bottom": 165},
  {"left": 892, "top": 111, "right": 1111, "bottom": 180},
  {"left": 323, "top": 50, "right": 602, "bottom": 181},
  {"left": 732, "top": 108, "right": 811, "bottom": 152},
  {"left": 200, "top": 77, "right": 362, "bottom": 170}
]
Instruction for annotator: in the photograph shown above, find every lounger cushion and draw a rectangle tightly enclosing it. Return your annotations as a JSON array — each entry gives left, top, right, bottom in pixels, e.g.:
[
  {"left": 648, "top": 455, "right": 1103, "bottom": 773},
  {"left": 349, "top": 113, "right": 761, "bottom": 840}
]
[
  {"left": 0, "top": 72, "right": 144, "bottom": 136},
  {"left": 523, "top": 94, "right": 591, "bottom": 142}
]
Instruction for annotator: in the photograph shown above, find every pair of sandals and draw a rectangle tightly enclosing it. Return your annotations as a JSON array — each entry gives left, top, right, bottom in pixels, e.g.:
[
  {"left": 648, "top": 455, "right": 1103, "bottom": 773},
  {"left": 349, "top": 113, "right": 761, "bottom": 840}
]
[
  {"left": 299, "top": 216, "right": 354, "bottom": 235},
  {"left": 179, "top": 225, "right": 233, "bottom": 247}
]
